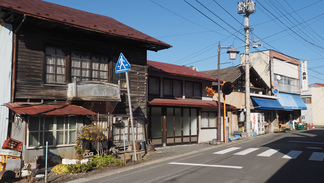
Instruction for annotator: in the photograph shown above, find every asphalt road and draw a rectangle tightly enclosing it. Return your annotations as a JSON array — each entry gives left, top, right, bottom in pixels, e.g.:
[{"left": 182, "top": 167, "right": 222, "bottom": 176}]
[{"left": 71, "top": 128, "right": 324, "bottom": 183}]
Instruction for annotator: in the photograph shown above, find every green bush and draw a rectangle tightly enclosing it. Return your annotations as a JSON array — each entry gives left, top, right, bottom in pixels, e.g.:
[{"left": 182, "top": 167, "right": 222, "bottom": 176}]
[
  {"left": 67, "top": 162, "right": 92, "bottom": 173},
  {"left": 91, "top": 155, "right": 124, "bottom": 167},
  {"left": 51, "top": 164, "right": 70, "bottom": 174}
]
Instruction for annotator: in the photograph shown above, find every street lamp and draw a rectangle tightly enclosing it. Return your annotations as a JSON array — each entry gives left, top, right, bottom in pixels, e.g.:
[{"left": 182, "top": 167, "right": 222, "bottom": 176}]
[{"left": 217, "top": 42, "right": 239, "bottom": 143}]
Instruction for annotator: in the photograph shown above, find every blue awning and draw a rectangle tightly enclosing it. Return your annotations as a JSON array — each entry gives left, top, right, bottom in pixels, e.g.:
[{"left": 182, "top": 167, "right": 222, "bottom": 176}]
[
  {"left": 251, "top": 97, "right": 284, "bottom": 110},
  {"left": 277, "top": 93, "right": 307, "bottom": 110}
]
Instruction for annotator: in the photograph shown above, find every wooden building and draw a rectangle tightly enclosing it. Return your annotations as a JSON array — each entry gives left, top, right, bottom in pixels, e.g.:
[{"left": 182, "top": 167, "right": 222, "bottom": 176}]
[
  {"left": 147, "top": 61, "right": 237, "bottom": 146},
  {"left": 0, "top": 0, "right": 170, "bottom": 164}
]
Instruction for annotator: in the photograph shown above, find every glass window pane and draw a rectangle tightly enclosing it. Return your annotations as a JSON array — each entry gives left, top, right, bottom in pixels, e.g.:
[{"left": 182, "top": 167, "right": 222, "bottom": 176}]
[
  {"left": 69, "top": 117, "right": 77, "bottom": 129},
  {"left": 149, "top": 77, "right": 160, "bottom": 95},
  {"left": 46, "top": 57, "right": 55, "bottom": 65},
  {"left": 183, "top": 108, "right": 190, "bottom": 136},
  {"left": 44, "top": 132, "right": 54, "bottom": 145},
  {"left": 185, "top": 82, "right": 193, "bottom": 98},
  {"left": 72, "top": 60, "right": 81, "bottom": 67},
  {"left": 209, "top": 112, "right": 216, "bottom": 128},
  {"left": 44, "top": 117, "right": 54, "bottom": 130},
  {"left": 191, "top": 109, "right": 197, "bottom": 135},
  {"left": 57, "top": 131, "right": 64, "bottom": 145},
  {"left": 47, "top": 65, "right": 55, "bottom": 73},
  {"left": 92, "top": 62, "right": 99, "bottom": 70},
  {"left": 69, "top": 130, "right": 76, "bottom": 144},
  {"left": 72, "top": 68, "right": 80, "bottom": 76},
  {"left": 57, "top": 66, "right": 65, "bottom": 74},
  {"left": 193, "top": 83, "right": 202, "bottom": 98},
  {"left": 57, "top": 75, "right": 65, "bottom": 83},
  {"left": 175, "top": 108, "right": 181, "bottom": 136},
  {"left": 29, "top": 132, "right": 39, "bottom": 146},
  {"left": 57, "top": 116, "right": 65, "bottom": 130},
  {"left": 46, "top": 74, "right": 54, "bottom": 83},
  {"left": 82, "top": 61, "right": 90, "bottom": 68},
  {"left": 163, "top": 79, "right": 172, "bottom": 96},
  {"left": 151, "top": 107, "right": 162, "bottom": 138},
  {"left": 201, "top": 112, "right": 208, "bottom": 128},
  {"left": 173, "top": 80, "right": 182, "bottom": 97},
  {"left": 29, "top": 117, "right": 40, "bottom": 131},
  {"left": 166, "top": 108, "right": 174, "bottom": 137}
]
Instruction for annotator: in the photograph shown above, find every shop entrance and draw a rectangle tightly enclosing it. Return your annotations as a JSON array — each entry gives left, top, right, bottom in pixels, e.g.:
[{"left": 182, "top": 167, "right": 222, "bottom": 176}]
[{"left": 149, "top": 107, "right": 198, "bottom": 146}]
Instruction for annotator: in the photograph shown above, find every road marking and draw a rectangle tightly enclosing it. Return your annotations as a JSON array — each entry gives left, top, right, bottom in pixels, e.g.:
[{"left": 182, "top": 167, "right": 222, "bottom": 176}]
[
  {"left": 213, "top": 147, "right": 241, "bottom": 154},
  {"left": 309, "top": 152, "right": 324, "bottom": 161},
  {"left": 290, "top": 140, "right": 324, "bottom": 145},
  {"left": 168, "top": 162, "right": 243, "bottom": 169},
  {"left": 234, "top": 148, "right": 259, "bottom": 155},
  {"left": 257, "top": 149, "right": 280, "bottom": 157},
  {"left": 282, "top": 150, "right": 302, "bottom": 159}
]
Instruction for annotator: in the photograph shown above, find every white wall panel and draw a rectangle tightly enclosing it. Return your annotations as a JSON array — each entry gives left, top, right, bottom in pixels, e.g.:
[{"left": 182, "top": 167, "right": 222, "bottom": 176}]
[{"left": 0, "top": 23, "right": 13, "bottom": 147}]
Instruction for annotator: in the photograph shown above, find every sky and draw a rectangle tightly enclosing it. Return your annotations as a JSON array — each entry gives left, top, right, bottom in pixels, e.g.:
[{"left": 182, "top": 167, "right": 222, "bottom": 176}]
[{"left": 43, "top": 0, "right": 324, "bottom": 85}]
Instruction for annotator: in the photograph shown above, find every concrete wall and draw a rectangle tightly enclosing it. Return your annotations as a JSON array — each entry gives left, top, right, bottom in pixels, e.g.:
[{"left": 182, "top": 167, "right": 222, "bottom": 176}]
[
  {"left": 243, "top": 51, "right": 271, "bottom": 88},
  {"left": 311, "top": 87, "right": 324, "bottom": 125}
]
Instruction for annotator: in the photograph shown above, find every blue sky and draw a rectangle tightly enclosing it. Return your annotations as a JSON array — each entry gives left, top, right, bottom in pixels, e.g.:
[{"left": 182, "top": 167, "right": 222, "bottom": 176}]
[{"left": 44, "top": 0, "right": 324, "bottom": 85}]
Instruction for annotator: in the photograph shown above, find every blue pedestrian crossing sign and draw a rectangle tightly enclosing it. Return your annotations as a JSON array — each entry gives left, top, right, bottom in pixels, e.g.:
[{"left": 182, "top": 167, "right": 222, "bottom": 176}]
[{"left": 115, "top": 53, "right": 131, "bottom": 74}]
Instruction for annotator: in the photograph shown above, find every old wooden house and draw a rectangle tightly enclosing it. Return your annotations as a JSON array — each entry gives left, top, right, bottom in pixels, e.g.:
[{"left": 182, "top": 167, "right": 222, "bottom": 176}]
[
  {"left": 0, "top": 0, "right": 170, "bottom": 164},
  {"left": 147, "top": 61, "right": 237, "bottom": 146}
]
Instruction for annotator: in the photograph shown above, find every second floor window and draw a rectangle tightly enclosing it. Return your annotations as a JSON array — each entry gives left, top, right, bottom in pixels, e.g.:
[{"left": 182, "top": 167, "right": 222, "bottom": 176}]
[
  {"left": 71, "top": 51, "right": 109, "bottom": 82},
  {"left": 185, "top": 81, "right": 202, "bottom": 98},
  {"left": 163, "top": 78, "right": 182, "bottom": 97},
  {"left": 45, "top": 47, "right": 66, "bottom": 84},
  {"left": 149, "top": 77, "right": 160, "bottom": 95},
  {"left": 45, "top": 46, "right": 109, "bottom": 84}
]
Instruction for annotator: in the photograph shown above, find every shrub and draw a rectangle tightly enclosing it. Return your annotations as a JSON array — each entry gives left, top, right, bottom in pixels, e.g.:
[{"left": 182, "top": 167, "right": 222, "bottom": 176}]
[
  {"left": 51, "top": 164, "right": 70, "bottom": 174},
  {"left": 75, "top": 123, "right": 106, "bottom": 159},
  {"left": 67, "top": 162, "right": 92, "bottom": 173},
  {"left": 91, "top": 155, "right": 124, "bottom": 167}
]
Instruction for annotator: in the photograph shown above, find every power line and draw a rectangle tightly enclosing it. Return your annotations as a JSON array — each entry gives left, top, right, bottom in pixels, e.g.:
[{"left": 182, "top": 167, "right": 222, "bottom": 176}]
[
  {"left": 184, "top": 0, "right": 245, "bottom": 43},
  {"left": 258, "top": 1, "right": 324, "bottom": 50}
]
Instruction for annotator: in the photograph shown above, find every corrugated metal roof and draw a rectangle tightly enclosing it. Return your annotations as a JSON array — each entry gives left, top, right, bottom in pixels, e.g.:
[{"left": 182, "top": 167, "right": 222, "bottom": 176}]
[
  {"left": 5, "top": 103, "right": 96, "bottom": 116},
  {"left": 148, "top": 60, "right": 218, "bottom": 82},
  {"left": 0, "top": 0, "right": 171, "bottom": 51},
  {"left": 148, "top": 98, "right": 237, "bottom": 110},
  {"left": 201, "top": 65, "right": 245, "bottom": 83}
]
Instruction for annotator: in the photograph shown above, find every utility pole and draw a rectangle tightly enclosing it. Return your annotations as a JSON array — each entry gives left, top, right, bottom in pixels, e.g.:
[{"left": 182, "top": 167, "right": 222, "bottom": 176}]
[{"left": 238, "top": 0, "right": 255, "bottom": 137}]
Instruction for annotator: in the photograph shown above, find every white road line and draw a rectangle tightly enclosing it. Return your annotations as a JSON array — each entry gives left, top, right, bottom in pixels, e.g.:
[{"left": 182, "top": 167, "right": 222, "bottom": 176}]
[
  {"left": 168, "top": 162, "right": 243, "bottom": 169},
  {"left": 309, "top": 152, "right": 324, "bottom": 161},
  {"left": 282, "top": 150, "right": 302, "bottom": 159},
  {"left": 257, "top": 149, "right": 280, "bottom": 157},
  {"left": 234, "top": 148, "right": 259, "bottom": 155},
  {"left": 213, "top": 147, "right": 241, "bottom": 154}
]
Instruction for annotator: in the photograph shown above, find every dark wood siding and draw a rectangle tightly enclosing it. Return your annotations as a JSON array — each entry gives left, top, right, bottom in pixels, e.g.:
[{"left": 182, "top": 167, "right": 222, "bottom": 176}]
[{"left": 14, "top": 22, "right": 147, "bottom": 118}]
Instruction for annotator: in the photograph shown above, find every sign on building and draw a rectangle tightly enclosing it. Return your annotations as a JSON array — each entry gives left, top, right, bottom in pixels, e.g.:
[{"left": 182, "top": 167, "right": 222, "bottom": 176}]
[{"left": 301, "top": 61, "right": 309, "bottom": 91}]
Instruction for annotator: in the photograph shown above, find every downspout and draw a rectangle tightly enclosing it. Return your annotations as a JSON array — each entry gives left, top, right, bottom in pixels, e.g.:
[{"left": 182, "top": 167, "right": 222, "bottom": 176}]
[{"left": 11, "top": 14, "right": 27, "bottom": 102}]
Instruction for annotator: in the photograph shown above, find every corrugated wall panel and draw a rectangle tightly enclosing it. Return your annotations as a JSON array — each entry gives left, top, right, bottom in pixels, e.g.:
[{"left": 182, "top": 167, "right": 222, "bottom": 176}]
[{"left": 0, "top": 23, "right": 13, "bottom": 147}]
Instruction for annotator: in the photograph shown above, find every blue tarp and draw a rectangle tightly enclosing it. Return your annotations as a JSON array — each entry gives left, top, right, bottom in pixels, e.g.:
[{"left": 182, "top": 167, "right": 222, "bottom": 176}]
[
  {"left": 277, "top": 93, "right": 307, "bottom": 110},
  {"left": 251, "top": 97, "right": 284, "bottom": 110}
]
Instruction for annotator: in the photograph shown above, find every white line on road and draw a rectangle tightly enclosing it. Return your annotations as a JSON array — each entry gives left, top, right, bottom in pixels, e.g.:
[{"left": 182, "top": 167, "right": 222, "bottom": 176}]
[
  {"left": 282, "top": 150, "right": 302, "bottom": 159},
  {"left": 234, "top": 148, "right": 259, "bottom": 155},
  {"left": 309, "top": 152, "right": 324, "bottom": 161},
  {"left": 257, "top": 149, "right": 280, "bottom": 157},
  {"left": 168, "top": 162, "right": 243, "bottom": 169},
  {"left": 213, "top": 147, "right": 241, "bottom": 154}
]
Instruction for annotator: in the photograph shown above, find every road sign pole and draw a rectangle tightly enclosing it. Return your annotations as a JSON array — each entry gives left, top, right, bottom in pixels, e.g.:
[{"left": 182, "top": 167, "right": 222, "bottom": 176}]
[{"left": 125, "top": 71, "right": 137, "bottom": 161}]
